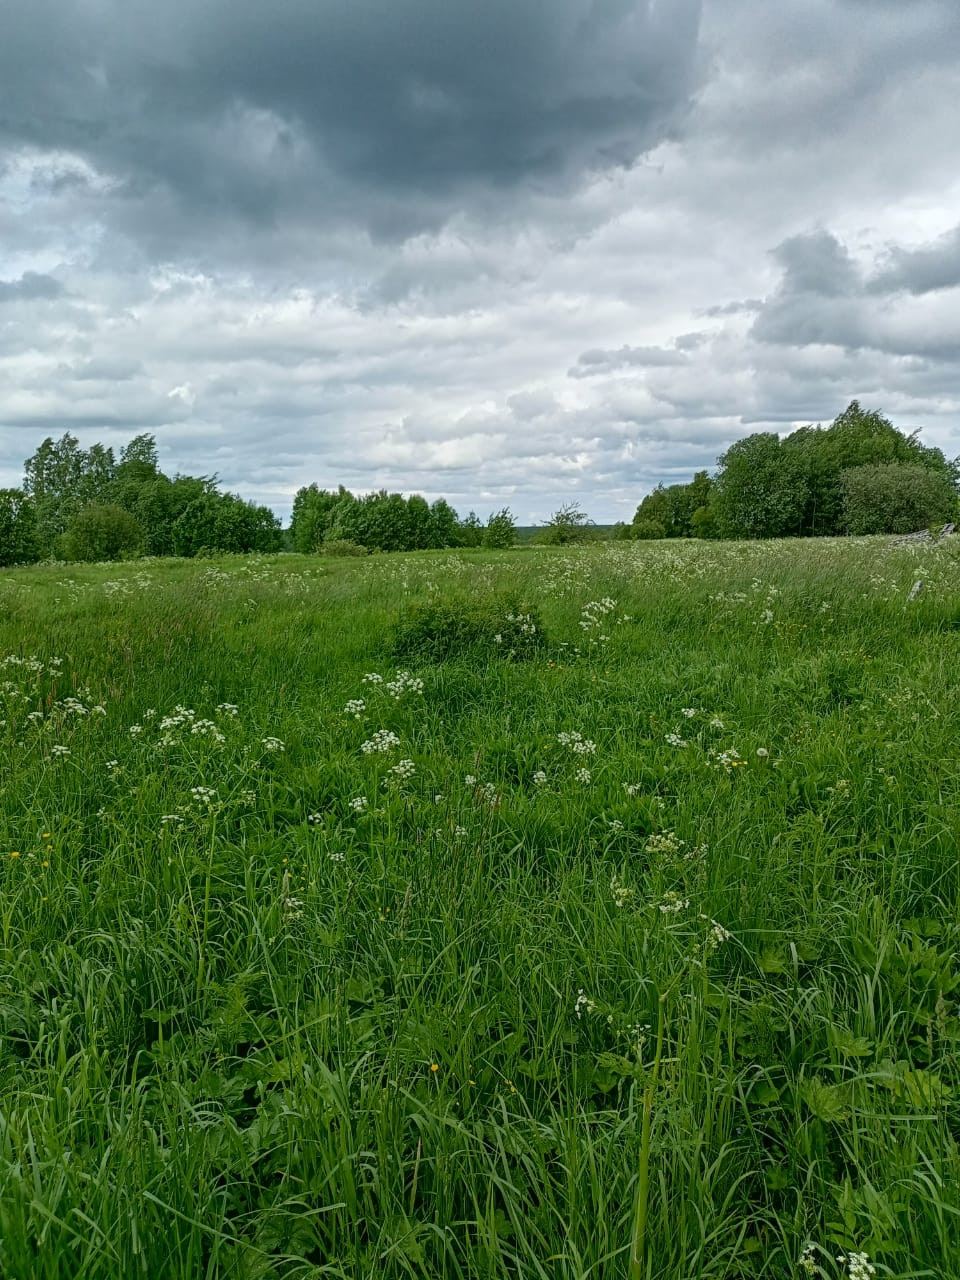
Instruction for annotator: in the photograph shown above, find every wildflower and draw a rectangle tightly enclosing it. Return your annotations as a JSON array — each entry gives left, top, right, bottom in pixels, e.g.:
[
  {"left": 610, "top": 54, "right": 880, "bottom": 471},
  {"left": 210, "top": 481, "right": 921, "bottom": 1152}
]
[
  {"left": 216, "top": 703, "right": 239, "bottom": 716},
  {"left": 430, "top": 1063, "right": 439, "bottom": 1073},
  {"left": 623, "top": 782, "right": 642, "bottom": 797},
  {"left": 348, "top": 796, "right": 368, "bottom": 812},
  {"left": 608, "top": 819, "right": 624, "bottom": 831},
  {"left": 681, "top": 707, "right": 698, "bottom": 718},
  {"left": 10, "top": 851, "right": 20, "bottom": 859},
  {"left": 574, "top": 989, "right": 597, "bottom": 1019},
  {"left": 799, "top": 1245, "right": 818, "bottom": 1276},
  {"left": 454, "top": 825, "right": 468, "bottom": 837},
  {"left": 105, "top": 759, "right": 119, "bottom": 771},
  {"left": 532, "top": 769, "right": 547, "bottom": 785},
  {"left": 557, "top": 731, "right": 597, "bottom": 755},
  {"left": 664, "top": 732, "right": 688, "bottom": 748},
  {"left": 646, "top": 830, "right": 683, "bottom": 856},
  {"left": 657, "top": 890, "right": 689, "bottom": 914},
  {"left": 261, "top": 736, "right": 285, "bottom": 752},
  {"left": 707, "top": 919, "right": 732, "bottom": 949},
  {"left": 755, "top": 747, "right": 769, "bottom": 758},
  {"left": 708, "top": 716, "right": 725, "bottom": 730},
  {"left": 837, "top": 1253, "right": 876, "bottom": 1280},
  {"left": 51, "top": 744, "right": 70, "bottom": 757},
  {"left": 385, "top": 758, "right": 416, "bottom": 787},
  {"left": 344, "top": 698, "right": 366, "bottom": 718},
  {"left": 129, "top": 724, "right": 143, "bottom": 737},
  {"left": 328, "top": 850, "right": 345, "bottom": 862},
  {"left": 610, "top": 873, "right": 633, "bottom": 907},
  {"left": 464, "top": 774, "right": 477, "bottom": 786},
  {"left": 361, "top": 729, "right": 400, "bottom": 754},
  {"left": 575, "top": 767, "right": 592, "bottom": 784}
]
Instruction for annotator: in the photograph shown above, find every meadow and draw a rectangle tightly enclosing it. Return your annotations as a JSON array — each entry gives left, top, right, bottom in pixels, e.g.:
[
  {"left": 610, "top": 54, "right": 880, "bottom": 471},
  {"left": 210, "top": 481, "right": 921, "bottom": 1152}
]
[{"left": 0, "top": 537, "right": 958, "bottom": 1280}]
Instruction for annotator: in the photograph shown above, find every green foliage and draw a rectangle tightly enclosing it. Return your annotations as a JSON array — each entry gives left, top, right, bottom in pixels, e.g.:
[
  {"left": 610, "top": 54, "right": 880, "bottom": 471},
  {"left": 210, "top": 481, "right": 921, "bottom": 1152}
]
[
  {"left": 319, "top": 538, "right": 369, "bottom": 557},
  {"left": 392, "top": 595, "right": 545, "bottom": 662},
  {"left": 706, "top": 402, "right": 959, "bottom": 540},
  {"left": 713, "top": 432, "right": 810, "bottom": 538},
  {"left": 457, "top": 510, "right": 484, "bottom": 547},
  {"left": 292, "top": 485, "right": 467, "bottom": 553},
  {"left": 482, "top": 507, "right": 517, "bottom": 548},
  {"left": 0, "top": 489, "right": 38, "bottom": 565},
  {"left": 60, "top": 503, "right": 144, "bottom": 562},
  {"left": 632, "top": 516, "right": 666, "bottom": 540},
  {"left": 632, "top": 471, "right": 713, "bottom": 539},
  {"left": 539, "top": 501, "right": 594, "bottom": 544},
  {"left": 841, "top": 461, "right": 957, "bottom": 534}
]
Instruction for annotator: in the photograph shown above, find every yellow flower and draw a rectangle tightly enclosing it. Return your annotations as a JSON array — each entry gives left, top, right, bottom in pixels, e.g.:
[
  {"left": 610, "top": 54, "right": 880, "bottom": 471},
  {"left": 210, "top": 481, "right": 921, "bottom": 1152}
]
[
  {"left": 10, "top": 851, "right": 20, "bottom": 859},
  {"left": 430, "top": 1063, "right": 439, "bottom": 1073}
]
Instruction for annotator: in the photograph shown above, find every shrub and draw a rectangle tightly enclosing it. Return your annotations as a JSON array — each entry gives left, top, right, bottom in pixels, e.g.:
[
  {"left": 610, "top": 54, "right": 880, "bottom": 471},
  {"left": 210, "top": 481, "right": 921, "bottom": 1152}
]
[
  {"left": 632, "top": 517, "right": 666, "bottom": 541},
  {"left": 61, "top": 504, "right": 144, "bottom": 561},
  {"left": 319, "top": 539, "right": 369, "bottom": 557}
]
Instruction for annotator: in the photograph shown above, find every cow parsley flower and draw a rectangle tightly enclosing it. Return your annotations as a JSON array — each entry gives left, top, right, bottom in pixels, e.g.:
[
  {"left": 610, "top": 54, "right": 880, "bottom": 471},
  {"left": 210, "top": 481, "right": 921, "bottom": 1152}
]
[{"left": 361, "top": 729, "right": 400, "bottom": 754}]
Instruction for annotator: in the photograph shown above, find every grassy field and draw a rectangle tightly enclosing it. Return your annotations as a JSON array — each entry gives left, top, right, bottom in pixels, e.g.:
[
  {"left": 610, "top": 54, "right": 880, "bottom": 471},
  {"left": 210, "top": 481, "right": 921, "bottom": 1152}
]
[{"left": 1, "top": 538, "right": 958, "bottom": 1280}]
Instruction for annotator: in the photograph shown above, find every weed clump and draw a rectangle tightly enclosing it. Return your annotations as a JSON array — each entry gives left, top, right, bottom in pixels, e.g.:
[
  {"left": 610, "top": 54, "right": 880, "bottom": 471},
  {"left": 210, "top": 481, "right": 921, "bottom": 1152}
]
[{"left": 391, "top": 596, "right": 546, "bottom": 663}]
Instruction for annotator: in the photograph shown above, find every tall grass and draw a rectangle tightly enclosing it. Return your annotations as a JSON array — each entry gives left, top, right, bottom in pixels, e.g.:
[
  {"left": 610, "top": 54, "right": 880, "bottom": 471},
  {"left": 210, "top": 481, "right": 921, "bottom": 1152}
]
[{"left": 0, "top": 538, "right": 958, "bottom": 1278}]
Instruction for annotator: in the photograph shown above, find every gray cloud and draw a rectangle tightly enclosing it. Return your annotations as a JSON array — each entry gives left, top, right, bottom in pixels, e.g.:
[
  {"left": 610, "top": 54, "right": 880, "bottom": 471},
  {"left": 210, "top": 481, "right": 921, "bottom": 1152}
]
[
  {"left": 1, "top": 0, "right": 958, "bottom": 522},
  {"left": 0, "top": 271, "right": 64, "bottom": 302},
  {"left": 869, "top": 225, "right": 960, "bottom": 295},
  {"left": 0, "top": 0, "right": 703, "bottom": 250},
  {"left": 570, "top": 344, "right": 689, "bottom": 377}
]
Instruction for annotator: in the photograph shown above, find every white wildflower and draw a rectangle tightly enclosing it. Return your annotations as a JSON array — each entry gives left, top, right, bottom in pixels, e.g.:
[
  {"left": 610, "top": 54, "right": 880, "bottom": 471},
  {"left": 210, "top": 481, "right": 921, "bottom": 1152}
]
[
  {"left": 657, "top": 890, "right": 689, "bottom": 915},
  {"left": 361, "top": 729, "right": 400, "bottom": 754},
  {"left": 837, "top": 1253, "right": 876, "bottom": 1280},
  {"left": 260, "top": 736, "right": 285, "bottom": 752},
  {"left": 574, "top": 989, "right": 597, "bottom": 1020}
]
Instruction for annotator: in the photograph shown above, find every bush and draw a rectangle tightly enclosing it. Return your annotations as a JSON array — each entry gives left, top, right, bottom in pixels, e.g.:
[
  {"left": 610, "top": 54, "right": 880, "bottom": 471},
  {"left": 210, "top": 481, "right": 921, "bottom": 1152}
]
[
  {"left": 61, "top": 504, "right": 144, "bottom": 562},
  {"left": 392, "top": 596, "right": 547, "bottom": 663},
  {"left": 632, "top": 517, "right": 666, "bottom": 541},
  {"left": 319, "top": 539, "right": 369, "bottom": 557},
  {"left": 841, "top": 462, "right": 957, "bottom": 535}
]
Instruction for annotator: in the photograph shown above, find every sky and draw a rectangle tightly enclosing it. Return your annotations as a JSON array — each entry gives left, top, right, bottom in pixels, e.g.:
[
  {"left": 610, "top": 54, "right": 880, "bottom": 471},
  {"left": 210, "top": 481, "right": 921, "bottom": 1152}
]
[{"left": 1, "top": 0, "right": 959, "bottom": 526}]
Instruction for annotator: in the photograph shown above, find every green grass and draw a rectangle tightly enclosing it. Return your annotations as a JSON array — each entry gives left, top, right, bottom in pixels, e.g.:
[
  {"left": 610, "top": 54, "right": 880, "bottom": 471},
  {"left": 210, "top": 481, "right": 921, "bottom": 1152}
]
[{"left": 1, "top": 538, "right": 958, "bottom": 1279}]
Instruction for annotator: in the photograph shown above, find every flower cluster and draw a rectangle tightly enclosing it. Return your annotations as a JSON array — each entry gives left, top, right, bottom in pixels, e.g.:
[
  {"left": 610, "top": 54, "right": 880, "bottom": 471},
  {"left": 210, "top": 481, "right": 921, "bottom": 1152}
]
[
  {"left": 361, "top": 729, "right": 400, "bottom": 754},
  {"left": 384, "top": 758, "right": 416, "bottom": 788},
  {"left": 556, "top": 730, "right": 597, "bottom": 755}
]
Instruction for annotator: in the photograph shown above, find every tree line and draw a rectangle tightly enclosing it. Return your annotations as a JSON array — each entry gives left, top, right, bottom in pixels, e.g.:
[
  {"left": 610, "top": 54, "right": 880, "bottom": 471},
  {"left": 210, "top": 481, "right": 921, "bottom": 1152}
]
[
  {"left": 0, "top": 433, "right": 281, "bottom": 565},
  {"left": 629, "top": 401, "right": 959, "bottom": 541},
  {"left": 289, "top": 485, "right": 519, "bottom": 554},
  {"left": 2, "top": 402, "right": 956, "bottom": 565}
]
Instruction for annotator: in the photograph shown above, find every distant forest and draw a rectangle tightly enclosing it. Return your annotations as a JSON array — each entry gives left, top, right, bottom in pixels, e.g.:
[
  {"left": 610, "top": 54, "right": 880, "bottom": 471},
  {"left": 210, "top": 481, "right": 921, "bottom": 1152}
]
[{"left": 1, "top": 401, "right": 957, "bottom": 565}]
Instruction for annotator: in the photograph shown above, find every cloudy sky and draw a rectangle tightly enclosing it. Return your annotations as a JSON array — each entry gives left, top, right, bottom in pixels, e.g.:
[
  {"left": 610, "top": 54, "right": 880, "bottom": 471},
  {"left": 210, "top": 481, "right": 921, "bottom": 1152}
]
[{"left": 2, "top": 0, "right": 959, "bottom": 524}]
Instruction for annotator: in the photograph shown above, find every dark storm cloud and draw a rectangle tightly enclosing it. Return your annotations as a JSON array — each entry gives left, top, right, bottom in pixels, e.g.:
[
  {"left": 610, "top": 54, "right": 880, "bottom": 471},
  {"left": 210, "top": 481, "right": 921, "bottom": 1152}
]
[
  {"left": 751, "top": 227, "right": 960, "bottom": 364},
  {"left": 0, "top": 271, "right": 63, "bottom": 302},
  {"left": 869, "top": 225, "right": 960, "bottom": 296},
  {"left": 0, "top": 0, "right": 703, "bottom": 246}
]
